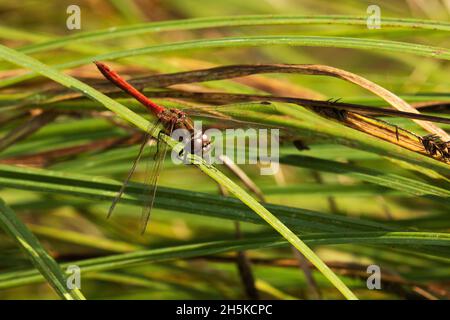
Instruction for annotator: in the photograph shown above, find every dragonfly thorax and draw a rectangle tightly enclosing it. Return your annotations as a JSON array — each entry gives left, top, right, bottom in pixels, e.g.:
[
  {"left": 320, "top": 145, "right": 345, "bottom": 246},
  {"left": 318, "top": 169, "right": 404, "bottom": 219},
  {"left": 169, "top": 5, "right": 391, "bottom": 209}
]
[{"left": 158, "top": 108, "right": 211, "bottom": 154}]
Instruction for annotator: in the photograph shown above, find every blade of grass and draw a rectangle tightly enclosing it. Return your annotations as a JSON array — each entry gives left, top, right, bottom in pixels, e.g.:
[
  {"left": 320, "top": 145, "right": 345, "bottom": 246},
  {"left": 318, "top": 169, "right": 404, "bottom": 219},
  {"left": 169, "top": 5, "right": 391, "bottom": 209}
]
[
  {"left": 280, "top": 155, "right": 450, "bottom": 198},
  {"left": 0, "top": 44, "right": 357, "bottom": 299},
  {"left": 0, "top": 232, "right": 447, "bottom": 290},
  {"left": 0, "top": 164, "right": 395, "bottom": 233},
  {"left": 14, "top": 15, "right": 450, "bottom": 54},
  {"left": 0, "top": 198, "right": 85, "bottom": 300},
  {"left": 1, "top": 35, "right": 449, "bottom": 88},
  {"left": 28, "top": 223, "right": 143, "bottom": 253}
]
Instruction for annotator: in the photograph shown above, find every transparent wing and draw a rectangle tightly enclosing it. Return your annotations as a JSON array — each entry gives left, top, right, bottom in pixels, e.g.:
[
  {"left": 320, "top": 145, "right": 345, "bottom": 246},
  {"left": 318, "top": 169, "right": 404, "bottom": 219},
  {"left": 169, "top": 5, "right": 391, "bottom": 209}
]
[
  {"left": 139, "top": 122, "right": 175, "bottom": 234},
  {"left": 107, "top": 120, "right": 161, "bottom": 219}
]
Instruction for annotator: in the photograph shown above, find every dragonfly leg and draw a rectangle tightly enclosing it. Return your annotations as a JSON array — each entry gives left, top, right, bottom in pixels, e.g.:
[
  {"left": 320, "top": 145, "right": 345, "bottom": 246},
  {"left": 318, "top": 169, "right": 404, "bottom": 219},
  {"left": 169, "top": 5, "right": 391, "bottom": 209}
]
[{"left": 154, "top": 131, "right": 166, "bottom": 160}]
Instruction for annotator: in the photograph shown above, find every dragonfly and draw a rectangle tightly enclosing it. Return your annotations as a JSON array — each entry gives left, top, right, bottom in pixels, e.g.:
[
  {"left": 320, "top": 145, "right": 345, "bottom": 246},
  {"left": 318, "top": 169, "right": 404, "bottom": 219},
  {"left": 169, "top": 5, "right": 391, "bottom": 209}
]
[{"left": 94, "top": 61, "right": 211, "bottom": 233}]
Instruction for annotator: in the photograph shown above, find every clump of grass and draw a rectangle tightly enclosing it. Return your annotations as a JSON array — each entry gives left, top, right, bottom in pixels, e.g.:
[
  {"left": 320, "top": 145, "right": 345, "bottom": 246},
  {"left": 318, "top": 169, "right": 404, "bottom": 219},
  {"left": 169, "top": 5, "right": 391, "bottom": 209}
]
[{"left": 0, "top": 2, "right": 449, "bottom": 300}]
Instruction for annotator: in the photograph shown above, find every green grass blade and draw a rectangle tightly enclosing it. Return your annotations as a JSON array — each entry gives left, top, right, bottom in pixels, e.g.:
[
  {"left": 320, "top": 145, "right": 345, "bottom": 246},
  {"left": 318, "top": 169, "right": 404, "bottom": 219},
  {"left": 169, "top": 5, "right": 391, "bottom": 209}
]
[
  {"left": 0, "top": 232, "right": 447, "bottom": 291},
  {"left": 281, "top": 155, "right": 450, "bottom": 198},
  {"left": 16, "top": 15, "right": 450, "bottom": 54},
  {"left": 0, "top": 198, "right": 85, "bottom": 300},
  {"left": 27, "top": 36, "right": 450, "bottom": 64},
  {"left": 1, "top": 35, "right": 449, "bottom": 88},
  {"left": 0, "top": 164, "right": 396, "bottom": 233}
]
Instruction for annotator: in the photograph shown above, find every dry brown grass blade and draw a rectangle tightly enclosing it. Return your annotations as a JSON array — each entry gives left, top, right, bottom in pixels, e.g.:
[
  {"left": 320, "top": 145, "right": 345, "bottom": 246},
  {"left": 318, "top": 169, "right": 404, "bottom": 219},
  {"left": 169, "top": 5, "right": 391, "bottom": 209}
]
[
  {"left": 312, "top": 107, "right": 450, "bottom": 164},
  {"left": 143, "top": 90, "right": 450, "bottom": 125},
  {"left": 291, "top": 64, "right": 450, "bottom": 141},
  {"left": 32, "top": 63, "right": 325, "bottom": 105},
  {"left": 21, "top": 64, "right": 450, "bottom": 134},
  {"left": 130, "top": 63, "right": 448, "bottom": 140},
  {"left": 162, "top": 58, "right": 324, "bottom": 99},
  {"left": 218, "top": 154, "right": 266, "bottom": 201}
]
